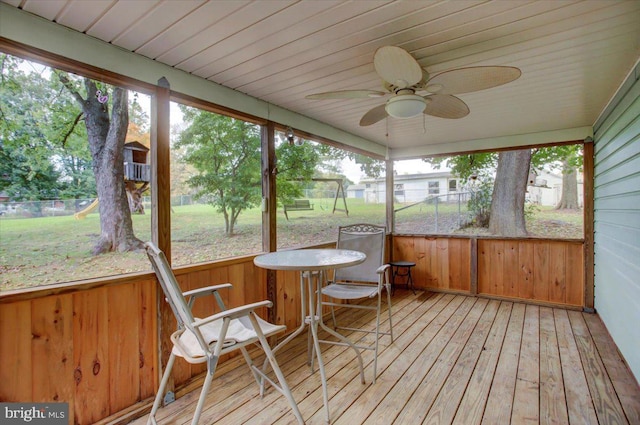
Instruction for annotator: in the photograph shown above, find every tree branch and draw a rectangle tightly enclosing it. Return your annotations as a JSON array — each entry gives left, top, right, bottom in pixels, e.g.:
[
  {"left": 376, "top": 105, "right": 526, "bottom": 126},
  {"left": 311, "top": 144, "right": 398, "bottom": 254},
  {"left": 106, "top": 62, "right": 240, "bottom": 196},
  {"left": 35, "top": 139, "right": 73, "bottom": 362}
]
[
  {"left": 60, "top": 112, "right": 84, "bottom": 148},
  {"left": 55, "top": 71, "right": 86, "bottom": 105}
]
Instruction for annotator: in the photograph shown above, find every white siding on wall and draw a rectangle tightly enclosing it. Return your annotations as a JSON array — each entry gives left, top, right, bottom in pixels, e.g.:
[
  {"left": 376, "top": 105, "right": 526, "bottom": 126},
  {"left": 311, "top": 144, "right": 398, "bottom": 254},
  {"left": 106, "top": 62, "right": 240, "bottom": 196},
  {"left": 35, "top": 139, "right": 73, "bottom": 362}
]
[{"left": 593, "top": 69, "right": 640, "bottom": 382}]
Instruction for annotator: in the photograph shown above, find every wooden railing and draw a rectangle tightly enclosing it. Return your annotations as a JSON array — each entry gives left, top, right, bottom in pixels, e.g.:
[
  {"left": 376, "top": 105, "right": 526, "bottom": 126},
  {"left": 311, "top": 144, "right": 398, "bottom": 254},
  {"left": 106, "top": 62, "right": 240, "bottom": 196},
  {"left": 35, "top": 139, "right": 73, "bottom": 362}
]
[
  {"left": 124, "top": 162, "right": 150, "bottom": 182},
  {"left": 0, "top": 275, "right": 159, "bottom": 424},
  {"left": 392, "top": 235, "right": 584, "bottom": 307},
  {"left": 0, "top": 236, "right": 586, "bottom": 424}
]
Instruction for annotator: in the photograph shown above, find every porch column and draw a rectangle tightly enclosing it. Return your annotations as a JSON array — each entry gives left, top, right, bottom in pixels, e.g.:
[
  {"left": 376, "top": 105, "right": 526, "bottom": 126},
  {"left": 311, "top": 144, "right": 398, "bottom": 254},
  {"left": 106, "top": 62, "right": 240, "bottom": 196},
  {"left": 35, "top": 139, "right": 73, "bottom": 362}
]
[
  {"left": 262, "top": 122, "right": 278, "bottom": 322},
  {"left": 386, "top": 159, "right": 394, "bottom": 260},
  {"left": 151, "top": 77, "right": 174, "bottom": 399},
  {"left": 151, "top": 77, "right": 171, "bottom": 258}
]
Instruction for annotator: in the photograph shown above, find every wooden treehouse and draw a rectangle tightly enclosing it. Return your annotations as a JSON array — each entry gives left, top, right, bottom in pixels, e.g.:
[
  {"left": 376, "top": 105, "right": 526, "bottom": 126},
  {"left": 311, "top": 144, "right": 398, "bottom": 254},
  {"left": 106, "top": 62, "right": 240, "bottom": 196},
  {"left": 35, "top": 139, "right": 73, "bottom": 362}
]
[{"left": 124, "top": 141, "right": 150, "bottom": 214}]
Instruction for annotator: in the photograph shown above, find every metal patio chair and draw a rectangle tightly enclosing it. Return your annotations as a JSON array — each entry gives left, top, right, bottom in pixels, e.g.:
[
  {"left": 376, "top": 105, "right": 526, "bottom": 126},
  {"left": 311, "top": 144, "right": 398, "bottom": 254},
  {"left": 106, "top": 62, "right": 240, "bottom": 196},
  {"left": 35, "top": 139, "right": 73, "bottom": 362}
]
[
  {"left": 145, "top": 242, "right": 303, "bottom": 425},
  {"left": 319, "top": 223, "right": 394, "bottom": 383}
]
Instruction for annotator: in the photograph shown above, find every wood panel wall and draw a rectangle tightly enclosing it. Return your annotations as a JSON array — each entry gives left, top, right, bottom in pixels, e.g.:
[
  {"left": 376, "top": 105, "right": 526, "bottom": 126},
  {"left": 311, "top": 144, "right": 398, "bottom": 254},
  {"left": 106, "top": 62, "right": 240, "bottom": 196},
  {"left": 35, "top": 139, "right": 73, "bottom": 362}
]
[
  {"left": 393, "top": 236, "right": 472, "bottom": 292},
  {"left": 393, "top": 235, "right": 584, "bottom": 307},
  {"left": 0, "top": 278, "right": 157, "bottom": 425},
  {"left": 478, "top": 239, "right": 584, "bottom": 306},
  {"left": 0, "top": 256, "right": 268, "bottom": 425}
]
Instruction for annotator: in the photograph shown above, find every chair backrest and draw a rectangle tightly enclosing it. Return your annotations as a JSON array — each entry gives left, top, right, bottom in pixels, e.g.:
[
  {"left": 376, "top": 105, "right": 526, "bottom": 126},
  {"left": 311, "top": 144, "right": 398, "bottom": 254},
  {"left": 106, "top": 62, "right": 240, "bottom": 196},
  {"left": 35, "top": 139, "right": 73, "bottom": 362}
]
[
  {"left": 334, "top": 223, "right": 386, "bottom": 283},
  {"left": 145, "top": 242, "right": 207, "bottom": 348}
]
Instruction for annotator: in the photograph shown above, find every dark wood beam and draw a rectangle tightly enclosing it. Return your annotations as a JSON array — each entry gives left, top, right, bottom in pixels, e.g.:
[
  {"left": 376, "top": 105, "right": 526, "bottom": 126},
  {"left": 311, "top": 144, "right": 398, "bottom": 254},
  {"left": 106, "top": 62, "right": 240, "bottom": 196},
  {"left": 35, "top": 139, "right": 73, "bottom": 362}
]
[
  {"left": 583, "top": 140, "right": 595, "bottom": 312},
  {"left": 151, "top": 77, "right": 171, "bottom": 260},
  {"left": 262, "top": 122, "right": 278, "bottom": 322},
  {"left": 386, "top": 159, "right": 394, "bottom": 260}
]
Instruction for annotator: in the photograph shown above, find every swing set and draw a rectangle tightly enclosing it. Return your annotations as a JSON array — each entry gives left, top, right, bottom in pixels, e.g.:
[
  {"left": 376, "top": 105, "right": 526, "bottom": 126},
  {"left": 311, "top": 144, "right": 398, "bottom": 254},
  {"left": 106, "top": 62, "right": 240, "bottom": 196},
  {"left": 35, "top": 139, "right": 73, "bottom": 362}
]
[{"left": 284, "top": 178, "right": 349, "bottom": 220}]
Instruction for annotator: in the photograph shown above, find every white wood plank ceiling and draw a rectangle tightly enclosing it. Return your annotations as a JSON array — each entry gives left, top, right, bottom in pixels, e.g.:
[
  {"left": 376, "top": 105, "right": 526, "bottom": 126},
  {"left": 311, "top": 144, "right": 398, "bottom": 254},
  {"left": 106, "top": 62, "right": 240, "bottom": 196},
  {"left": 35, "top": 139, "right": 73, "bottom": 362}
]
[{"left": 2, "top": 0, "right": 640, "bottom": 158}]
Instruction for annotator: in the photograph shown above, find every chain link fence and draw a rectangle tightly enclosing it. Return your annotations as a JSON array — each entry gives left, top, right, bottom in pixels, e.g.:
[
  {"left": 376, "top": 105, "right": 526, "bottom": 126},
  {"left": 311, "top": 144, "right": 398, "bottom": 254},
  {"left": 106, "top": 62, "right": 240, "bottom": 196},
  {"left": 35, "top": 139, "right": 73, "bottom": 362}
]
[
  {"left": 0, "top": 198, "right": 98, "bottom": 218},
  {"left": 0, "top": 195, "right": 213, "bottom": 219},
  {"left": 394, "top": 191, "right": 474, "bottom": 234}
]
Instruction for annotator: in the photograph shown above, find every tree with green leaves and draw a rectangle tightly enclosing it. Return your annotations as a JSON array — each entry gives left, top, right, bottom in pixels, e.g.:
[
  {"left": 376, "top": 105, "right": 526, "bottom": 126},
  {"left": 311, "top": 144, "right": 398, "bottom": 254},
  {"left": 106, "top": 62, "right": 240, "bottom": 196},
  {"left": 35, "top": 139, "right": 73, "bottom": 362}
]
[
  {"left": 424, "top": 144, "right": 582, "bottom": 236},
  {"left": 424, "top": 150, "right": 532, "bottom": 236},
  {"left": 423, "top": 153, "right": 497, "bottom": 228},
  {"left": 0, "top": 54, "right": 64, "bottom": 212},
  {"left": 175, "top": 108, "right": 263, "bottom": 235},
  {"left": 56, "top": 73, "right": 144, "bottom": 254},
  {"left": 2, "top": 53, "right": 146, "bottom": 253},
  {"left": 350, "top": 153, "right": 385, "bottom": 179},
  {"left": 176, "top": 112, "right": 352, "bottom": 235},
  {"left": 274, "top": 136, "right": 322, "bottom": 204},
  {"left": 532, "top": 144, "right": 583, "bottom": 210}
]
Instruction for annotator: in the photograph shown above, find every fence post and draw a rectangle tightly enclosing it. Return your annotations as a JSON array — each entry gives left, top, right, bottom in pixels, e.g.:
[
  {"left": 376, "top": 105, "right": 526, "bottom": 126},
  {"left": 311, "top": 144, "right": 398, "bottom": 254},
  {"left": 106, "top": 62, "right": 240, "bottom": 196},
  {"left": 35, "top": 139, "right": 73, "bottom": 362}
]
[
  {"left": 458, "top": 193, "right": 461, "bottom": 228},
  {"left": 434, "top": 195, "right": 439, "bottom": 233}
]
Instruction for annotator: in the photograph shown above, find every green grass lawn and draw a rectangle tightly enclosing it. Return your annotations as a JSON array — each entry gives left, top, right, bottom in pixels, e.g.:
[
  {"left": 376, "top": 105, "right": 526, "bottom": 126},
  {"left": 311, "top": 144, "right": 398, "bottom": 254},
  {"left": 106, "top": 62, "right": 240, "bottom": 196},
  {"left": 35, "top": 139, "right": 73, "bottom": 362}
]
[{"left": 0, "top": 199, "right": 582, "bottom": 291}]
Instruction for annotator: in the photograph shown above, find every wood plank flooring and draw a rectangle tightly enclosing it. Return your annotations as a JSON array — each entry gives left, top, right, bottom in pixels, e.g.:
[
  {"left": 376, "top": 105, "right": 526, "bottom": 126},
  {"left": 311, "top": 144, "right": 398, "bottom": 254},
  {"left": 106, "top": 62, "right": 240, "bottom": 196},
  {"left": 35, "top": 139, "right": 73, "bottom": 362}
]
[{"left": 128, "top": 291, "right": 640, "bottom": 425}]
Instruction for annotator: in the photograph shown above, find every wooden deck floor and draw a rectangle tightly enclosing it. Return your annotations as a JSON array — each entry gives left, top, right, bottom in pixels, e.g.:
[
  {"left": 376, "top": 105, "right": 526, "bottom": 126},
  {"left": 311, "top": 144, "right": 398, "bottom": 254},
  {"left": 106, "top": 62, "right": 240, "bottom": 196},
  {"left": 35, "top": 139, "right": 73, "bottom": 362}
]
[{"left": 129, "top": 290, "right": 640, "bottom": 425}]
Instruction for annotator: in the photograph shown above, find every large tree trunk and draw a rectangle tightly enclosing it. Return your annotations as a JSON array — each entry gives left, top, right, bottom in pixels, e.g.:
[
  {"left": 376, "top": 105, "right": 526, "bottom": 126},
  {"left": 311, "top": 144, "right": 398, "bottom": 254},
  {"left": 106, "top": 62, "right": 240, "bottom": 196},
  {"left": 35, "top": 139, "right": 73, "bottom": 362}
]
[
  {"left": 89, "top": 87, "right": 144, "bottom": 254},
  {"left": 489, "top": 149, "right": 532, "bottom": 237},
  {"left": 69, "top": 79, "right": 144, "bottom": 255},
  {"left": 556, "top": 160, "right": 579, "bottom": 209}
]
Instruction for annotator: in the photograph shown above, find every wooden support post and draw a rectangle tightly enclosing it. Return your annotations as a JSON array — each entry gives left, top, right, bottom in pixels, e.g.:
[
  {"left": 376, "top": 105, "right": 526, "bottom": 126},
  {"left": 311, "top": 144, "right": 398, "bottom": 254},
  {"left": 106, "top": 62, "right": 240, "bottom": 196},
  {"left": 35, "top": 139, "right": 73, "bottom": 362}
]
[
  {"left": 386, "top": 159, "right": 395, "bottom": 261},
  {"left": 583, "top": 140, "right": 595, "bottom": 312},
  {"left": 151, "top": 77, "right": 171, "bottom": 259},
  {"left": 262, "top": 122, "right": 278, "bottom": 322},
  {"left": 151, "top": 77, "right": 173, "bottom": 399},
  {"left": 470, "top": 237, "right": 478, "bottom": 295}
]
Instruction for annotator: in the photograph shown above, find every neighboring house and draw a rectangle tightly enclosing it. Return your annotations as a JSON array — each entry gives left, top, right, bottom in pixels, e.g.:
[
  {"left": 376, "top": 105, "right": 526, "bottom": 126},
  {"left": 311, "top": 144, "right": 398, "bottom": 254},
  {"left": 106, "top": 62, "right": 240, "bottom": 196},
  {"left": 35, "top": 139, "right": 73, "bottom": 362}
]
[
  {"left": 346, "top": 184, "right": 365, "bottom": 199},
  {"left": 356, "top": 169, "right": 582, "bottom": 208},
  {"left": 527, "top": 170, "right": 584, "bottom": 207},
  {"left": 357, "top": 171, "right": 462, "bottom": 204}
]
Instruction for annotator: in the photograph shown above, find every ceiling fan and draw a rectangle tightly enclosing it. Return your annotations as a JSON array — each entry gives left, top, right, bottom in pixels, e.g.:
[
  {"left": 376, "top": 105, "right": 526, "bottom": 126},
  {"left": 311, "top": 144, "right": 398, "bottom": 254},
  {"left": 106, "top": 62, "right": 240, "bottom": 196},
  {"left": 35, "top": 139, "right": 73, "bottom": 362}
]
[{"left": 305, "top": 46, "right": 521, "bottom": 126}]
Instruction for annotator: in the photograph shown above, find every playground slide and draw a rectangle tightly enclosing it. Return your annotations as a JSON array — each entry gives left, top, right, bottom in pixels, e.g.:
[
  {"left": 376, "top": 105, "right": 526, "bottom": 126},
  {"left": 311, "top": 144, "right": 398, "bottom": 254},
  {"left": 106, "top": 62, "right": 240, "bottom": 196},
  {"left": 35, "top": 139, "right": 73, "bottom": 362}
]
[{"left": 74, "top": 199, "right": 99, "bottom": 220}]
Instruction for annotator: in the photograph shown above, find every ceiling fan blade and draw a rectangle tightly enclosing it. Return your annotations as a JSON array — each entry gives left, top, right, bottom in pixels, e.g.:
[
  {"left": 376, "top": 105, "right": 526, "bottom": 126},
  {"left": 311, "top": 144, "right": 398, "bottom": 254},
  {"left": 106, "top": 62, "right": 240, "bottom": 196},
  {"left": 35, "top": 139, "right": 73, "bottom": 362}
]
[
  {"left": 423, "top": 94, "right": 470, "bottom": 119},
  {"left": 426, "top": 66, "right": 521, "bottom": 94},
  {"left": 359, "top": 104, "right": 388, "bottom": 126},
  {"left": 374, "top": 46, "right": 423, "bottom": 89},
  {"left": 305, "top": 89, "right": 386, "bottom": 100}
]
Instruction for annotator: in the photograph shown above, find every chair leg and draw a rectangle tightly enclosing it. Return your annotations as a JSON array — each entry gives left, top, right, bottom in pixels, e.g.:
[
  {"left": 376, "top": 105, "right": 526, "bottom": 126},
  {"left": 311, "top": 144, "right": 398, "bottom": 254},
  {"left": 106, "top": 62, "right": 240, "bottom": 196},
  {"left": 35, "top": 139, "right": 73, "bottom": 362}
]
[
  {"left": 386, "top": 284, "right": 394, "bottom": 342},
  {"left": 329, "top": 302, "right": 338, "bottom": 329},
  {"left": 240, "top": 346, "right": 262, "bottom": 387},
  {"left": 147, "top": 353, "right": 177, "bottom": 425},
  {"left": 191, "top": 364, "right": 216, "bottom": 425},
  {"left": 249, "top": 313, "right": 305, "bottom": 424},
  {"left": 372, "top": 295, "right": 382, "bottom": 384}
]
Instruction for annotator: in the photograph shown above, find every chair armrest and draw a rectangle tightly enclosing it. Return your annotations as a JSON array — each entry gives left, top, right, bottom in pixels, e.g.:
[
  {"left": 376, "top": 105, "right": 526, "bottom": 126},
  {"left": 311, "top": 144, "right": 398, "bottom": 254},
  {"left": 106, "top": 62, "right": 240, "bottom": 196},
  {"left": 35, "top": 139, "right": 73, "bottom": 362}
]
[
  {"left": 376, "top": 264, "right": 390, "bottom": 274},
  {"left": 193, "top": 300, "right": 273, "bottom": 328},
  {"left": 183, "top": 283, "right": 233, "bottom": 299}
]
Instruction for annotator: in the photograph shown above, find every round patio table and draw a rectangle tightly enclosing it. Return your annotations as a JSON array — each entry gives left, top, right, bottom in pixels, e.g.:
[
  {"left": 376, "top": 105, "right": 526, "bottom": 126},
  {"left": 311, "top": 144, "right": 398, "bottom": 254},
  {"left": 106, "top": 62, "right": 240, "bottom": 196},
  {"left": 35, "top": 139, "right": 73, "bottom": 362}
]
[{"left": 254, "top": 248, "right": 367, "bottom": 423}]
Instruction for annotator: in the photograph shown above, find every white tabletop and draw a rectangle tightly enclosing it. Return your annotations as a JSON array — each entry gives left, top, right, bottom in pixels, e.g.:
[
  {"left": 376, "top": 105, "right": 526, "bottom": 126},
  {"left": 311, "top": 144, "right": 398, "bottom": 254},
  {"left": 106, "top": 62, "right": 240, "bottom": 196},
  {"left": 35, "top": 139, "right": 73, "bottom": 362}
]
[{"left": 254, "top": 249, "right": 366, "bottom": 271}]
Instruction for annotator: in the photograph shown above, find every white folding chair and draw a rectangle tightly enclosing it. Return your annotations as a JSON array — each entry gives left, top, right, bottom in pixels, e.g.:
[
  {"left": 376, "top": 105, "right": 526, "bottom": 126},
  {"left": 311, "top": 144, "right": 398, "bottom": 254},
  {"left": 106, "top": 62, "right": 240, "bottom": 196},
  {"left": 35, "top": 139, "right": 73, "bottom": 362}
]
[
  {"left": 145, "top": 242, "right": 303, "bottom": 425},
  {"left": 319, "top": 224, "right": 394, "bottom": 383}
]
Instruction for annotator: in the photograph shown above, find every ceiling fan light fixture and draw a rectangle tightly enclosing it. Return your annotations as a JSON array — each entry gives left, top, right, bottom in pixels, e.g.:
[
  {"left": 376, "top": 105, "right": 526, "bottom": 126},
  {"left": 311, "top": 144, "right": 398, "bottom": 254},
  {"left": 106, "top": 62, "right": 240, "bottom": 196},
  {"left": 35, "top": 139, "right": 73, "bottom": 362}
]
[{"left": 385, "top": 94, "right": 426, "bottom": 119}]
